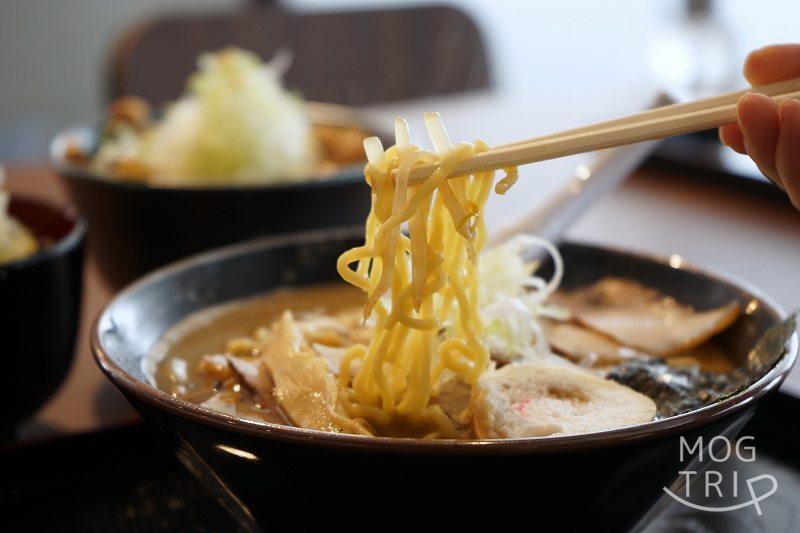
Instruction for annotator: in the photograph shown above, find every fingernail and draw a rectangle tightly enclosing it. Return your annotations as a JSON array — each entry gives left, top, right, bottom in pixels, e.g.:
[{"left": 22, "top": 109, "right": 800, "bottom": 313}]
[
  {"left": 741, "top": 91, "right": 771, "bottom": 103},
  {"left": 739, "top": 92, "right": 758, "bottom": 107},
  {"left": 738, "top": 92, "right": 777, "bottom": 120},
  {"left": 738, "top": 93, "right": 755, "bottom": 119}
]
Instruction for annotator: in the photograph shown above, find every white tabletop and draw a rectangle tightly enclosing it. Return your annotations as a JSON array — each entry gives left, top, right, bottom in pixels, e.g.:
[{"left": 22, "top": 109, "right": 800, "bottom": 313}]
[{"left": 19, "top": 90, "right": 800, "bottom": 440}]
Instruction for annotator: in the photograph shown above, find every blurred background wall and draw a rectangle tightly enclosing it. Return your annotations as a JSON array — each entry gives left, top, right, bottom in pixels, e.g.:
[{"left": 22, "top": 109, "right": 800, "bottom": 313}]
[{"left": 1, "top": 0, "right": 798, "bottom": 160}]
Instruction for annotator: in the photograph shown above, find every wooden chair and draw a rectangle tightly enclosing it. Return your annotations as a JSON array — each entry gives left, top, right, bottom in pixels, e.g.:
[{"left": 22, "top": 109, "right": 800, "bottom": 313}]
[{"left": 107, "top": 4, "right": 490, "bottom": 106}]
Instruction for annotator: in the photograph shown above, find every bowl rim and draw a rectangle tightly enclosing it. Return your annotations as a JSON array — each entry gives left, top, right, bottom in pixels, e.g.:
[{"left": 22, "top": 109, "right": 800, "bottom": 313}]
[
  {"left": 92, "top": 227, "right": 799, "bottom": 455},
  {"left": 0, "top": 196, "right": 87, "bottom": 272},
  {"left": 49, "top": 101, "right": 383, "bottom": 193}
]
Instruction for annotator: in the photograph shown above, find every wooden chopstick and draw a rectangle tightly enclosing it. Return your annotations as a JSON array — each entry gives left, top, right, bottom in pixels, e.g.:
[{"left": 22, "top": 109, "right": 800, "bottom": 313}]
[
  {"left": 403, "top": 81, "right": 800, "bottom": 184},
  {"left": 493, "top": 75, "right": 800, "bottom": 150}
]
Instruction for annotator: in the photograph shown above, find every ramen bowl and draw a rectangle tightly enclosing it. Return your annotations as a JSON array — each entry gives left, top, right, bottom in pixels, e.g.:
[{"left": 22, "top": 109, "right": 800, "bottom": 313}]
[
  {"left": 92, "top": 227, "right": 797, "bottom": 531},
  {"left": 2, "top": 197, "right": 85, "bottom": 437},
  {"left": 51, "top": 104, "right": 380, "bottom": 289}
]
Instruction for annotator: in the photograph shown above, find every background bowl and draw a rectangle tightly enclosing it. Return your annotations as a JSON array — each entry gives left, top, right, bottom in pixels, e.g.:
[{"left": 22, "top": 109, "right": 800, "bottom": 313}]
[
  {"left": 1, "top": 198, "right": 85, "bottom": 437},
  {"left": 50, "top": 103, "right": 379, "bottom": 290},
  {"left": 93, "top": 228, "right": 797, "bottom": 531}
]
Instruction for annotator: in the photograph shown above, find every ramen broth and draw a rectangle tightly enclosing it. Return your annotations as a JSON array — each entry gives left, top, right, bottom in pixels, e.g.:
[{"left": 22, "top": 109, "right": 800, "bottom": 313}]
[
  {"left": 153, "top": 281, "right": 736, "bottom": 433},
  {"left": 152, "top": 285, "right": 365, "bottom": 424}
]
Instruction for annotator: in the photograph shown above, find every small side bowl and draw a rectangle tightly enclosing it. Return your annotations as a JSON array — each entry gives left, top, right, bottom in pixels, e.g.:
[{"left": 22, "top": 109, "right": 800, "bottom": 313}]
[
  {"left": 92, "top": 228, "right": 797, "bottom": 531},
  {"left": 1, "top": 198, "right": 86, "bottom": 436},
  {"left": 51, "top": 103, "right": 378, "bottom": 289}
]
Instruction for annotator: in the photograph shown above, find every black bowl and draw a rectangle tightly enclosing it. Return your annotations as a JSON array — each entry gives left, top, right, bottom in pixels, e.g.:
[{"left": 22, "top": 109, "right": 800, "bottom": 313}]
[
  {"left": 93, "top": 228, "right": 797, "bottom": 531},
  {"left": 51, "top": 104, "right": 378, "bottom": 290},
  {"left": 1, "top": 198, "right": 86, "bottom": 437}
]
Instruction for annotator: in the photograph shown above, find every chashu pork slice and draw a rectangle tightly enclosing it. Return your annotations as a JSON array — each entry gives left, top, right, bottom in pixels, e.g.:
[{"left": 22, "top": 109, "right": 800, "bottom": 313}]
[
  {"left": 227, "top": 311, "right": 368, "bottom": 435},
  {"left": 542, "top": 319, "right": 645, "bottom": 366},
  {"left": 550, "top": 278, "right": 739, "bottom": 356},
  {"left": 472, "top": 362, "right": 656, "bottom": 439}
]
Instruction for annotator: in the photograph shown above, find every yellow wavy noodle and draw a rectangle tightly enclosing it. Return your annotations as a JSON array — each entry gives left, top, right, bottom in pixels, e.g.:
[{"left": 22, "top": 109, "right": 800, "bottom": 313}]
[{"left": 336, "top": 139, "right": 516, "bottom": 437}]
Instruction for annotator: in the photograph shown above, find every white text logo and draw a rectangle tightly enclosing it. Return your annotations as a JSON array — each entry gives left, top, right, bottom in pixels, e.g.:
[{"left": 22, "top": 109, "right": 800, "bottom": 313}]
[{"left": 662, "top": 436, "right": 778, "bottom": 515}]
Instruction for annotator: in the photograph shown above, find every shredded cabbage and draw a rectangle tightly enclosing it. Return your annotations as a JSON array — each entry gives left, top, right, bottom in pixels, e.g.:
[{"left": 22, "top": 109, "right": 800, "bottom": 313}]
[
  {"left": 479, "top": 235, "right": 568, "bottom": 362},
  {"left": 103, "top": 48, "right": 319, "bottom": 185}
]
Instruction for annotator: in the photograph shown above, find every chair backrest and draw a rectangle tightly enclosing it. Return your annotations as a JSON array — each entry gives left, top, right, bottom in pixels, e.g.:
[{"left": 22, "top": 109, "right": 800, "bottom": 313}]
[{"left": 107, "top": 4, "right": 490, "bottom": 106}]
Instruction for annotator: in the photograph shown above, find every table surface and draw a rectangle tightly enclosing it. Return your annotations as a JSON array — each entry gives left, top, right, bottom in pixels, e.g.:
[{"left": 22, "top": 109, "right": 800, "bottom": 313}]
[{"left": 9, "top": 92, "right": 800, "bottom": 440}]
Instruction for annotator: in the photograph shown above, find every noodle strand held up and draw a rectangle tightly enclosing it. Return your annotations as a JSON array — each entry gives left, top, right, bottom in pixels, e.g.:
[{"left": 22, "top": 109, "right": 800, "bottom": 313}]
[{"left": 336, "top": 114, "right": 518, "bottom": 437}]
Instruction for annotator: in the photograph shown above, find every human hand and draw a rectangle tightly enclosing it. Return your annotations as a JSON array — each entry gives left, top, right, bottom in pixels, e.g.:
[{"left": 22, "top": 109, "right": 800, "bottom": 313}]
[{"left": 719, "top": 44, "right": 800, "bottom": 208}]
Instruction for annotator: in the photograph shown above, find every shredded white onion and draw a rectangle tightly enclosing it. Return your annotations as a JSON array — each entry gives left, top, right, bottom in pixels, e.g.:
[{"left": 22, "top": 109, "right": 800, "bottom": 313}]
[
  {"left": 479, "top": 235, "right": 566, "bottom": 362},
  {"left": 505, "top": 234, "right": 564, "bottom": 300},
  {"left": 136, "top": 48, "right": 317, "bottom": 185}
]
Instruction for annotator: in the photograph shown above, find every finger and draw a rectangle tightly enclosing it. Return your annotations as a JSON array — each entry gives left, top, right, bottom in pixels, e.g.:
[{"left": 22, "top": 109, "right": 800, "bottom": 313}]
[
  {"left": 738, "top": 92, "right": 783, "bottom": 187},
  {"left": 776, "top": 99, "right": 800, "bottom": 208},
  {"left": 718, "top": 123, "right": 746, "bottom": 153},
  {"left": 744, "top": 44, "right": 800, "bottom": 85}
]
